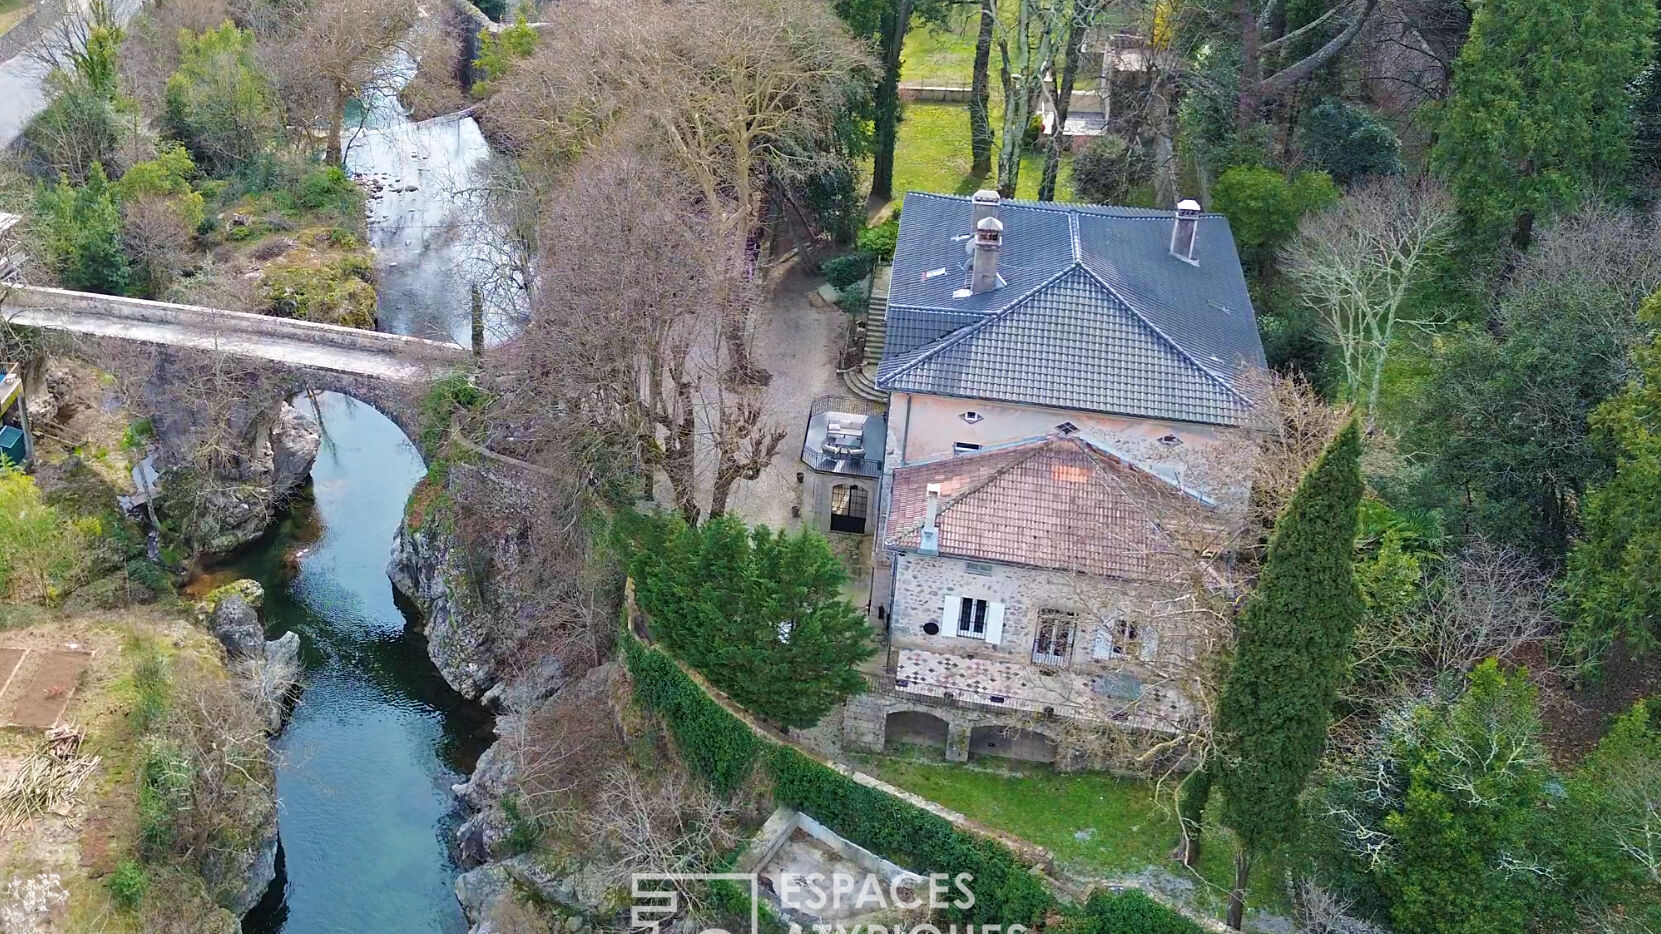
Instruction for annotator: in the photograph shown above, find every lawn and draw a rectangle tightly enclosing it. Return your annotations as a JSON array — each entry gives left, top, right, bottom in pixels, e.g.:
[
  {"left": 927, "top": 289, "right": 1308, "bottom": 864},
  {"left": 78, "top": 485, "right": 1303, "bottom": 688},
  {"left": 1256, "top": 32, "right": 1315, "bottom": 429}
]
[
  {"left": 885, "top": 102, "right": 1074, "bottom": 208},
  {"left": 854, "top": 754, "right": 1293, "bottom": 928}
]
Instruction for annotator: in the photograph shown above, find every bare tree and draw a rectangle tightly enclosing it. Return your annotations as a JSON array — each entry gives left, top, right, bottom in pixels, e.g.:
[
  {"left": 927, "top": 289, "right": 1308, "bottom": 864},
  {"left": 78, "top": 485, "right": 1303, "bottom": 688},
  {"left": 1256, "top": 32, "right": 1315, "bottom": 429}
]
[
  {"left": 1282, "top": 177, "right": 1455, "bottom": 418},
  {"left": 994, "top": 0, "right": 1062, "bottom": 197},
  {"left": 1233, "top": 0, "right": 1381, "bottom": 128},
  {"left": 1413, "top": 540, "right": 1558, "bottom": 675}
]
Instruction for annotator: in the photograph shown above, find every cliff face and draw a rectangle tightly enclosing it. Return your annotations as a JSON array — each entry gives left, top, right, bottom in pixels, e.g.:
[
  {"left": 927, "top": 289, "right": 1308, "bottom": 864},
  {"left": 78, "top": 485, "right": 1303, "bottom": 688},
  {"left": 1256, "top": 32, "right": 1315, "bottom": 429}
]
[
  {"left": 388, "top": 517, "right": 500, "bottom": 700},
  {"left": 186, "top": 400, "right": 324, "bottom": 558}
]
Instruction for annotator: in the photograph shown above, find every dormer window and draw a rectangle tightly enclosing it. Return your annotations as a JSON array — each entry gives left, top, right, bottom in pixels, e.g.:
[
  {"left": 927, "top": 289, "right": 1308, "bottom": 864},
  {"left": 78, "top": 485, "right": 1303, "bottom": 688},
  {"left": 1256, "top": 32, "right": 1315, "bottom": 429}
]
[
  {"left": 1055, "top": 421, "right": 1079, "bottom": 435},
  {"left": 961, "top": 411, "right": 983, "bottom": 424},
  {"left": 1158, "top": 434, "right": 1183, "bottom": 447}
]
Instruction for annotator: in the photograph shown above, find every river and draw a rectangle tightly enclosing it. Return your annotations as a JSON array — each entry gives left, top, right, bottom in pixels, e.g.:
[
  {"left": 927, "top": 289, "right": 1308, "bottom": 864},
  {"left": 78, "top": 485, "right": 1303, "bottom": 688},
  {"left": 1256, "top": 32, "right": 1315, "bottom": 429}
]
[{"left": 232, "top": 63, "right": 504, "bottom": 934}]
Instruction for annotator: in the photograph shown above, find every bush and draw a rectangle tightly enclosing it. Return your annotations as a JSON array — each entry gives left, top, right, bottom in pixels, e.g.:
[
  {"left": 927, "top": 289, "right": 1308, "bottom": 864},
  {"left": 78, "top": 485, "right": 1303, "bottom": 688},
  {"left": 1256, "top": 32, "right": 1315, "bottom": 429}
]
[
  {"left": 418, "top": 372, "right": 485, "bottom": 449},
  {"left": 1068, "top": 890, "right": 1202, "bottom": 934},
  {"left": 1071, "top": 135, "right": 1151, "bottom": 205},
  {"left": 0, "top": 464, "right": 103, "bottom": 601},
  {"left": 164, "top": 23, "right": 280, "bottom": 174},
  {"left": 35, "top": 162, "right": 134, "bottom": 296},
  {"left": 1299, "top": 100, "right": 1402, "bottom": 184},
  {"left": 474, "top": 13, "right": 537, "bottom": 86},
  {"left": 296, "top": 165, "right": 361, "bottom": 216},
  {"left": 1023, "top": 115, "right": 1044, "bottom": 148},
  {"left": 26, "top": 77, "right": 123, "bottom": 183},
  {"left": 857, "top": 213, "right": 899, "bottom": 261},
  {"left": 820, "top": 251, "right": 872, "bottom": 290},
  {"left": 107, "top": 860, "right": 148, "bottom": 910}
]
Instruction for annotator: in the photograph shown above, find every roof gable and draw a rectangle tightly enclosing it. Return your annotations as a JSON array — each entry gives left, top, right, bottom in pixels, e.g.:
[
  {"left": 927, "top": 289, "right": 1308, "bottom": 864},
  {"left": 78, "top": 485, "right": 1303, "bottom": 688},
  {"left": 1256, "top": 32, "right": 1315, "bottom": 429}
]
[{"left": 879, "top": 192, "right": 1266, "bottom": 426}]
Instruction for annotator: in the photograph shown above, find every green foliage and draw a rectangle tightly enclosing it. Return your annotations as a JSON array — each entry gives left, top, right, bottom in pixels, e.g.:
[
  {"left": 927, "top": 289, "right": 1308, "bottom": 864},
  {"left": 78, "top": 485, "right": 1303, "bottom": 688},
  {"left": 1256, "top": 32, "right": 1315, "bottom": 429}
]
[
  {"left": 418, "top": 373, "right": 485, "bottom": 450},
  {"left": 129, "top": 639, "right": 171, "bottom": 733},
  {"left": 475, "top": 14, "right": 538, "bottom": 86},
  {"left": 1068, "top": 889, "right": 1203, "bottom": 934},
  {"left": 260, "top": 256, "right": 377, "bottom": 328},
  {"left": 499, "top": 794, "right": 545, "bottom": 855},
  {"left": 1215, "top": 421, "right": 1362, "bottom": 860},
  {"left": 164, "top": 22, "right": 280, "bottom": 174},
  {"left": 767, "top": 744, "right": 1053, "bottom": 927},
  {"left": 474, "top": 0, "right": 507, "bottom": 21},
  {"left": 107, "top": 860, "right": 148, "bottom": 910},
  {"left": 1298, "top": 100, "right": 1400, "bottom": 185},
  {"left": 1431, "top": 0, "right": 1656, "bottom": 254},
  {"left": 296, "top": 165, "right": 361, "bottom": 215},
  {"left": 27, "top": 76, "right": 124, "bottom": 183},
  {"left": 628, "top": 513, "right": 875, "bottom": 729},
  {"left": 1567, "top": 699, "right": 1661, "bottom": 897},
  {"left": 115, "top": 144, "right": 206, "bottom": 229},
  {"left": 0, "top": 464, "right": 103, "bottom": 602},
  {"left": 36, "top": 162, "right": 134, "bottom": 296},
  {"left": 1378, "top": 662, "right": 1559, "bottom": 934},
  {"left": 623, "top": 637, "right": 761, "bottom": 796},
  {"left": 1070, "top": 134, "right": 1149, "bottom": 205},
  {"left": 857, "top": 213, "right": 899, "bottom": 261},
  {"left": 820, "top": 251, "right": 873, "bottom": 290},
  {"left": 137, "top": 742, "right": 188, "bottom": 862},
  {"left": 1566, "top": 291, "right": 1661, "bottom": 661},
  {"left": 1210, "top": 166, "right": 1337, "bottom": 255},
  {"left": 796, "top": 162, "right": 866, "bottom": 245}
]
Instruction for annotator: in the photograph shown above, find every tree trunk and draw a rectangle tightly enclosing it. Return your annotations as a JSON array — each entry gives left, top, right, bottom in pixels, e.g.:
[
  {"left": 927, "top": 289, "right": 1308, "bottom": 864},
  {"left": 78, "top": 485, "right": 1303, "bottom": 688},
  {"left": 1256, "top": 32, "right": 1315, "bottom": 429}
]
[
  {"left": 1038, "top": 2, "right": 1088, "bottom": 202},
  {"left": 326, "top": 82, "right": 346, "bottom": 164},
  {"left": 870, "top": 0, "right": 916, "bottom": 202},
  {"left": 969, "top": 0, "right": 996, "bottom": 177},
  {"left": 1227, "top": 850, "right": 1252, "bottom": 930},
  {"left": 1176, "top": 765, "right": 1211, "bottom": 869},
  {"left": 1235, "top": 0, "right": 1261, "bottom": 131}
]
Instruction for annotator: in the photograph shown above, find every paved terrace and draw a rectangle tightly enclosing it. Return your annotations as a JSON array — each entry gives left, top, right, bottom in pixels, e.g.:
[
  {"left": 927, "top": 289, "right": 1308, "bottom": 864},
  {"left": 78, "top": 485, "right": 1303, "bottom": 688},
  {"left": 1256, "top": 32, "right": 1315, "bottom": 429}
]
[{"left": 0, "top": 285, "right": 469, "bottom": 381}]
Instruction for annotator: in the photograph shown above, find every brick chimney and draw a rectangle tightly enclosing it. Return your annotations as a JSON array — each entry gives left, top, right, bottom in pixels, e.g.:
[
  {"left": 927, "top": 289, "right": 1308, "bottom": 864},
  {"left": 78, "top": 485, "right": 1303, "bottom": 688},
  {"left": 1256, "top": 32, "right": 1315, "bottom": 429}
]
[
  {"left": 971, "top": 216, "right": 1003, "bottom": 294},
  {"left": 972, "top": 188, "right": 1001, "bottom": 227},
  {"left": 920, "top": 482, "right": 941, "bottom": 554},
  {"left": 1170, "top": 198, "right": 1201, "bottom": 264}
]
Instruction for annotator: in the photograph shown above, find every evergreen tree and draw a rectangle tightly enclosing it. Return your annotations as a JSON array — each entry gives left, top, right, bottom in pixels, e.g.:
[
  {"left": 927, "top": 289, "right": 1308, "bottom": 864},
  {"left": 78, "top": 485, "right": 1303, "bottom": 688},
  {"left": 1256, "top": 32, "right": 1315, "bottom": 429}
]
[
  {"left": 1566, "top": 290, "right": 1661, "bottom": 661},
  {"left": 1214, "top": 419, "right": 1363, "bottom": 929},
  {"left": 1431, "top": 0, "right": 1655, "bottom": 254},
  {"left": 630, "top": 514, "right": 875, "bottom": 728},
  {"left": 36, "top": 162, "right": 133, "bottom": 297}
]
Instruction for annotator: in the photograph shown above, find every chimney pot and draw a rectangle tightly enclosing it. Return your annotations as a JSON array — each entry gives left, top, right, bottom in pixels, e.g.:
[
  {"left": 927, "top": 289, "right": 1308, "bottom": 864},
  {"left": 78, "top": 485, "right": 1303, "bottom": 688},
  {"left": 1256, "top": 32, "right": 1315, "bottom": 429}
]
[
  {"left": 972, "top": 189, "right": 1001, "bottom": 228},
  {"left": 921, "top": 482, "right": 942, "bottom": 554},
  {"left": 1171, "top": 198, "right": 1201, "bottom": 264},
  {"left": 971, "top": 216, "right": 1003, "bottom": 294}
]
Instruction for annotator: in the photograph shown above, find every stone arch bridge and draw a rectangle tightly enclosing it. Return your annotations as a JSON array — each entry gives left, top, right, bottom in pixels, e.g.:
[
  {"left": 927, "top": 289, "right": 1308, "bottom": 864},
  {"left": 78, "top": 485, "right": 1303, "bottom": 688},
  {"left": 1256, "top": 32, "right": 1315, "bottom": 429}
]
[{"left": 0, "top": 285, "right": 471, "bottom": 441}]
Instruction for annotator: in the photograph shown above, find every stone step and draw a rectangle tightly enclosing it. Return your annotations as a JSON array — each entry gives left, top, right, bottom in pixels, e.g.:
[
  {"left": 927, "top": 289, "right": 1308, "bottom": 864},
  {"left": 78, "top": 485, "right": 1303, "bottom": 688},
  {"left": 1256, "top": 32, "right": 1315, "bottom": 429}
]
[{"left": 841, "top": 364, "right": 887, "bottom": 403}]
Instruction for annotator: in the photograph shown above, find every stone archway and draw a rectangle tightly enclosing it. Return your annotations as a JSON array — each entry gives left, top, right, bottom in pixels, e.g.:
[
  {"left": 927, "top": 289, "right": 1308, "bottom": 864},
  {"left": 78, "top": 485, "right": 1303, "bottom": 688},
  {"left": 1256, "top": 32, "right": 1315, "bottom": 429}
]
[
  {"left": 885, "top": 709, "right": 950, "bottom": 756},
  {"left": 969, "top": 724, "right": 1059, "bottom": 765}
]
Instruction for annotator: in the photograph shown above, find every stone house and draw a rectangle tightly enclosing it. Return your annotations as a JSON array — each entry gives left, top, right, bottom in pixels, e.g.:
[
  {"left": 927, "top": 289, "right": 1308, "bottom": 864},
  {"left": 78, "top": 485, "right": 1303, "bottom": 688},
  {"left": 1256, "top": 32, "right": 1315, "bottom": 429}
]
[{"left": 843, "top": 190, "right": 1265, "bottom": 769}]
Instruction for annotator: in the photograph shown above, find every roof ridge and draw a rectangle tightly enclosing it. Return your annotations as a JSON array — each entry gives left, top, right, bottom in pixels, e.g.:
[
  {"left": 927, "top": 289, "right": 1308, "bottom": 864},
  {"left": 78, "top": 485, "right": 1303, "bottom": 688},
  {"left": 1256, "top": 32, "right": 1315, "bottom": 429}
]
[
  {"left": 1073, "top": 261, "right": 1251, "bottom": 407},
  {"left": 901, "top": 190, "right": 1229, "bottom": 219}
]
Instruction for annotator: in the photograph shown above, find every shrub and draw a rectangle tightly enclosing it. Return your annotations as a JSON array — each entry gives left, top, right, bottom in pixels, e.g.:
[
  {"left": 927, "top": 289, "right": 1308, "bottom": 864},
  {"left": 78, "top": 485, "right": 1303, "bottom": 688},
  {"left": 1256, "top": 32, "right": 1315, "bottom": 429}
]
[
  {"left": 1299, "top": 100, "right": 1402, "bottom": 184},
  {"left": 107, "top": 860, "right": 148, "bottom": 910},
  {"left": 418, "top": 373, "right": 485, "bottom": 450},
  {"left": 35, "top": 162, "right": 134, "bottom": 296},
  {"left": 164, "top": 23, "right": 280, "bottom": 174},
  {"left": 0, "top": 464, "right": 103, "bottom": 601},
  {"left": 1210, "top": 165, "right": 1338, "bottom": 254},
  {"left": 114, "top": 145, "right": 205, "bottom": 228},
  {"left": 820, "top": 252, "right": 872, "bottom": 290},
  {"left": 857, "top": 213, "right": 899, "bottom": 261},
  {"left": 475, "top": 13, "right": 537, "bottom": 86},
  {"left": 1023, "top": 115, "right": 1044, "bottom": 148},
  {"left": 26, "top": 77, "right": 123, "bottom": 183},
  {"left": 1068, "top": 890, "right": 1202, "bottom": 934},
  {"left": 1071, "top": 135, "right": 1149, "bottom": 205},
  {"left": 296, "top": 165, "right": 360, "bottom": 216}
]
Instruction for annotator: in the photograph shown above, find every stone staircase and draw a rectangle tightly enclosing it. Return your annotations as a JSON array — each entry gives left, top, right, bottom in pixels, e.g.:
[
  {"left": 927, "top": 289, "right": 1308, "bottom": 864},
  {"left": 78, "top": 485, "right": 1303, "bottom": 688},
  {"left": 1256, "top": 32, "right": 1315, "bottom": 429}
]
[{"left": 842, "top": 264, "right": 891, "bottom": 404}]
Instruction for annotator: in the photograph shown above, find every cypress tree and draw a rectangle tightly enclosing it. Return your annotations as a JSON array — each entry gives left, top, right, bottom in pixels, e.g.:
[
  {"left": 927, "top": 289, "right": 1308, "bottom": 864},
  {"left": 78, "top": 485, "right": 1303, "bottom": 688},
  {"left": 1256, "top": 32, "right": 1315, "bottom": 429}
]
[{"left": 1214, "top": 420, "right": 1363, "bottom": 929}]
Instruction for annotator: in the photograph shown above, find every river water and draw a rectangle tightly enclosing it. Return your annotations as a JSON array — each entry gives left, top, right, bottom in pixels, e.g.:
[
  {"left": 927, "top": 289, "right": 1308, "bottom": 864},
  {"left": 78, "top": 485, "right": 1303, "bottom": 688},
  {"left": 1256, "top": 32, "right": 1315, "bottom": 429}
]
[{"left": 234, "top": 59, "right": 503, "bottom": 934}]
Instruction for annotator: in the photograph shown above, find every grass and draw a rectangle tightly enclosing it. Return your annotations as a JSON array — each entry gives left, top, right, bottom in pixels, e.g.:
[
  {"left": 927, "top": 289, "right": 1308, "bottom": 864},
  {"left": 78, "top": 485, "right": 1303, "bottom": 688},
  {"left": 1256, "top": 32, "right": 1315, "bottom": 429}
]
[
  {"left": 855, "top": 753, "right": 1294, "bottom": 927},
  {"left": 0, "top": 0, "right": 34, "bottom": 40},
  {"left": 885, "top": 102, "right": 1074, "bottom": 208}
]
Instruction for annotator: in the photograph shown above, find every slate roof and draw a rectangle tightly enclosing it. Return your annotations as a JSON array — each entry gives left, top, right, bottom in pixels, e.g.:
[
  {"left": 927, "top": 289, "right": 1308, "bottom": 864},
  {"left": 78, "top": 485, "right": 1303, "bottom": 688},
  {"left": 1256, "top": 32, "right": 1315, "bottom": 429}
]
[
  {"left": 877, "top": 192, "right": 1266, "bottom": 426},
  {"left": 884, "top": 436, "right": 1212, "bottom": 580}
]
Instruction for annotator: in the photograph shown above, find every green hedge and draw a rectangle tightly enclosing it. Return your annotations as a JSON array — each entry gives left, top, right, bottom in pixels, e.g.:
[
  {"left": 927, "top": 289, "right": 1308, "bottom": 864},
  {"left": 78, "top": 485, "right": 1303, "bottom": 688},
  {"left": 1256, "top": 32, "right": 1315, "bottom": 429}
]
[
  {"left": 623, "top": 637, "right": 760, "bottom": 797},
  {"left": 623, "top": 636, "right": 1201, "bottom": 934},
  {"left": 1069, "top": 890, "right": 1205, "bottom": 934},
  {"left": 767, "top": 744, "right": 1053, "bottom": 927}
]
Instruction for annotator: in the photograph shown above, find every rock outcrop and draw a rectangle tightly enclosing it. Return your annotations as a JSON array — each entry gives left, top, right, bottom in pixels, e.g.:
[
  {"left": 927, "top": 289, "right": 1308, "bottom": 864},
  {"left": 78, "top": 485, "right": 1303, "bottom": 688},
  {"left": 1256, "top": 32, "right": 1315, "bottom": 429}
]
[
  {"left": 189, "top": 400, "right": 323, "bottom": 557},
  {"left": 388, "top": 519, "right": 500, "bottom": 699}
]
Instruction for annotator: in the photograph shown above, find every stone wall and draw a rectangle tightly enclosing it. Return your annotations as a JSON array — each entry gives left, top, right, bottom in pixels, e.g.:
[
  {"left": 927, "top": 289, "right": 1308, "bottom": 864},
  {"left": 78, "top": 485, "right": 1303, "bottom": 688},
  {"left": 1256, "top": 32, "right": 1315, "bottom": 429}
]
[{"left": 842, "top": 688, "right": 1085, "bottom": 770}]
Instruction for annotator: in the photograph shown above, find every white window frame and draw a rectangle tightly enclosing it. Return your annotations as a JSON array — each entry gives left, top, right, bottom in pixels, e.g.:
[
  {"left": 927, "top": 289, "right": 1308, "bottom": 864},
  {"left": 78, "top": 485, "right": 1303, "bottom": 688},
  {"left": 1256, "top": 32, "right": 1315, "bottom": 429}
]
[
  {"left": 1032, "top": 609, "right": 1077, "bottom": 666},
  {"left": 944, "top": 595, "right": 1003, "bottom": 644}
]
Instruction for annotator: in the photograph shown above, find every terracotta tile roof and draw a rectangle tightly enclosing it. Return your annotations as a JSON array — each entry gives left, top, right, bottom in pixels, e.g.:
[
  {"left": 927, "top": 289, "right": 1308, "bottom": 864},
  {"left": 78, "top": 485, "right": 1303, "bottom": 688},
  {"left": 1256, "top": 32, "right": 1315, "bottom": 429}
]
[{"left": 884, "top": 437, "right": 1210, "bottom": 579}]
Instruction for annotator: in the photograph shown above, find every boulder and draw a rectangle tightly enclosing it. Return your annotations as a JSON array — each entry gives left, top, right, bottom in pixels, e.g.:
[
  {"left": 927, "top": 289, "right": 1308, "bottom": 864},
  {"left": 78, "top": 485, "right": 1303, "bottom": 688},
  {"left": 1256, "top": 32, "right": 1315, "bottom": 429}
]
[
  {"left": 210, "top": 595, "right": 265, "bottom": 660},
  {"left": 195, "top": 578, "right": 265, "bottom": 622},
  {"left": 270, "top": 402, "right": 322, "bottom": 499}
]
